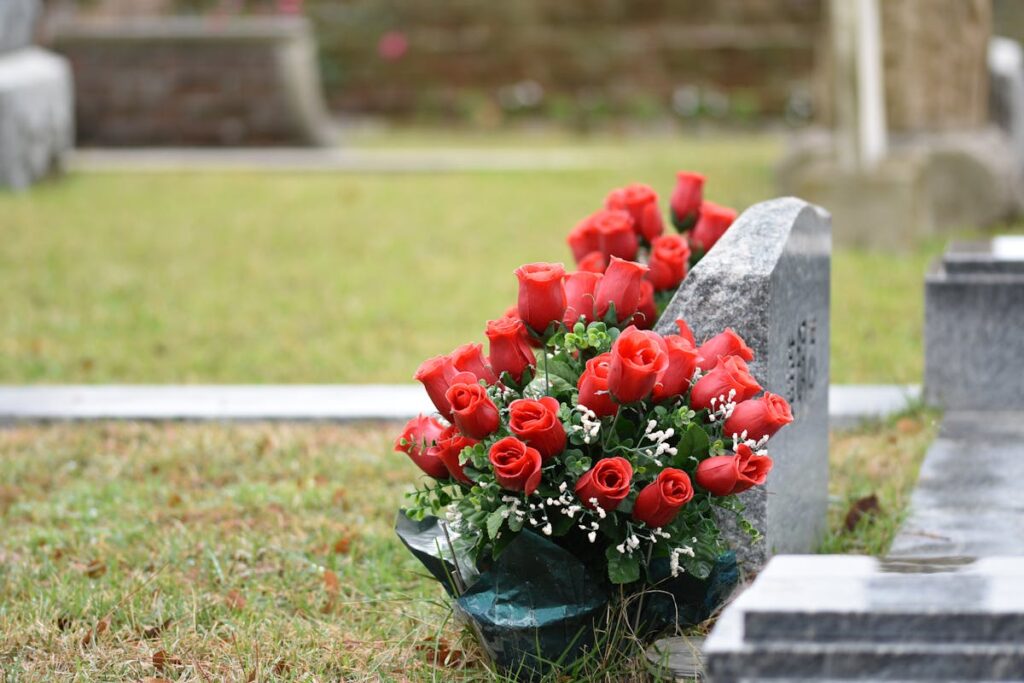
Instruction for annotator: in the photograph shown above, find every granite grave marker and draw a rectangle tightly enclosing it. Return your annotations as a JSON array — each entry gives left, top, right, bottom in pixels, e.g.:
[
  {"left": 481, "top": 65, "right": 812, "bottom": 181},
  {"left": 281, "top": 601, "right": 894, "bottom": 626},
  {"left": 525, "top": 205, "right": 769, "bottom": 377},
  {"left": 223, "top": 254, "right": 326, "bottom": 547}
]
[
  {"left": 0, "top": 0, "right": 74, "bottom": 190},
  {"left": 655, "top": 197, "right": 832, "bottom": 573}
]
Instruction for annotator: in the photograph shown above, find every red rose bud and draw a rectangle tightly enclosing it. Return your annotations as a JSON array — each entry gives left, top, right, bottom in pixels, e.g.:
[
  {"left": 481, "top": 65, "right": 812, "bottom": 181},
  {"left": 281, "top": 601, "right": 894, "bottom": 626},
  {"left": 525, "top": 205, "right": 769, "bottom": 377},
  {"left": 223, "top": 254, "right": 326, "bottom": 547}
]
[
  {"left": 414, "top": 354, "right": 469, "bottom": 420},
  {"left": 503, "top": 304, "right": 519, "bottom": 319},
  {"left": 633, "top": 468, "right": 694, "bottom": 527},
  {"left": 578, "top": 250, "right": 608, "bottom": 274},
  {"left": 696, "top": 444, "right": 772, "bottom": 496},
  {"left": 608, "top": 325, "right": 669, "bottom": 404},
  {"left": 578, "top": 352, "right": 618, "bottom": 418},
  {"left": 567, "top": 216, "right": 600, "bottom": 262},
  {"left": 509, "top": 396, "right": 566, "bottom": 461},
  {"left": 394, "top": 414, "right": 450, "bottom": 479},
  {"left": 723, "top": 392, "right": 794, "bottom": 442},
  {"left": 445, "top": 382, "right": 500, "bottom": 439},
  {"left": 689, "top": 356, "right": 762, "bottom": 412},
  {"left": 631, "top": 280, "right": 657, "bottom": 330},
  {"left": 563, "top": 270, "right": 602, "bottom": 328},
  {"left": 592, "top": 209, "right": 639, "bottom": 260},
  {"left": 696, "top": 327, "right": 755, "bottom": 372},
  {"left": 576, "top": 456, "right": 633, "bottom": 511},
  {"left": 652, "top": 334, "right": 699, "bottom": 402},
  {"left": 489, "top": 436, "right": 543, "bottom": 495},
  {"left": 647, "top": 234, "right": 691, "bottom": 291},
  {"left": 690, "top": 201, "right": 737, "bottom": 253},
  {"left": 515, "top": 262, "right": 567, "bottom": 336},
  {"left": 594, "top": 256, "right": 648, "bottom": 323},
  {"left": 670, "top": 171, "right": 705, "bottom": 231},
  {"left": 486, "top": 317, "right": 537, "bottom": 383},
  {"left": 606, "top": 183, "right": 664, "bottom": 242},
  {"left": 675, "top": 318, "right": 696, "bottom": 346},
  {"left": 450, "top": 342, "right": 498, "bottom": 385},
  {"left": 432, "top": 424, "right": 477, "bottom": 484}
]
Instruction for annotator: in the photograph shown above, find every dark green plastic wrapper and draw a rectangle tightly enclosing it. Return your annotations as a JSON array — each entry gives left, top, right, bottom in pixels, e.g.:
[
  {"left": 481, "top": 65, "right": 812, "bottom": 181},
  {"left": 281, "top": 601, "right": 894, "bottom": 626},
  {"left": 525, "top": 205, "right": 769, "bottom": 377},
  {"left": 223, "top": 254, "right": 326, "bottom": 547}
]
[{"left": 395, "top": 511, "right": 737, "bottom": 680}]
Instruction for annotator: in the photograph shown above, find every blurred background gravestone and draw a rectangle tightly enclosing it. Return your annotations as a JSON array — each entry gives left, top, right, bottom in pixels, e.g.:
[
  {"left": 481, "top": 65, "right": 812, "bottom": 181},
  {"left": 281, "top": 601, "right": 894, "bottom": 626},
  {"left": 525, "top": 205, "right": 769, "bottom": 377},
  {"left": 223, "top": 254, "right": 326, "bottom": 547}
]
[
  {"left": 779, "top": 0, "right": 1022, "bottom": 248},
  {"left": 0, "top": 0, "right": 74, "bottom": 189}
]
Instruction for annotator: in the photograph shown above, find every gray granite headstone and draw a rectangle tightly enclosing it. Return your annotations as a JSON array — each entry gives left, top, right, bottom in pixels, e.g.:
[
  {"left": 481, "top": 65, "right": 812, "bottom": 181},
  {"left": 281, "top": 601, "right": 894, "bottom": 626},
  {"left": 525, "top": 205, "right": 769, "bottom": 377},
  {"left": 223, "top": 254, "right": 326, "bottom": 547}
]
[
  {"left": 0, "top": 0, "right": 74, "bottom": 190},
  {"left": 0, "top": 0, "right": 39, "bottom": 54},
  {"left": 925, "top": 237, "right": 1024, "bottom": 410},
  {"left": 655, "top": 197, "right": 831, "bottom": 573},
  {"left": 702, "top": 554, "right": 1024, "bottom": 682}
]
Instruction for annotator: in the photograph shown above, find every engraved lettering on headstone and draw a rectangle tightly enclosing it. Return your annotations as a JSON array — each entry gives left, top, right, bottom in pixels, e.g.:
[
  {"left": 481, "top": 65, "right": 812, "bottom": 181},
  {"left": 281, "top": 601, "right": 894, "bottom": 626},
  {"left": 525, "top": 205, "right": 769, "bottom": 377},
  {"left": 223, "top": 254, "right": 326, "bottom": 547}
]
[{"left": 786, "top": 315, "right": 818, "bottom": 410}]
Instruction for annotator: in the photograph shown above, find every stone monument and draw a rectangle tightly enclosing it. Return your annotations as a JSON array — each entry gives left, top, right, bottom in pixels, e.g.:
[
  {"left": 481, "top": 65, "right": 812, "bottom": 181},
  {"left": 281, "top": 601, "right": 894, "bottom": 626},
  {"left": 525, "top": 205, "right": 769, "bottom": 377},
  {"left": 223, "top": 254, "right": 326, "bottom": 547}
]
[
  {"left": 0, "top": 0, "right": 74, "bottom": 190},
  {"left": 924, "top": 237, "right": 1024, "bottom": 410},
  {"left": 779, "top": 0, "right": 1020, "bottom": 248},
  {"left": 655, "top": 197, "right": 832, "bottom": 573}
]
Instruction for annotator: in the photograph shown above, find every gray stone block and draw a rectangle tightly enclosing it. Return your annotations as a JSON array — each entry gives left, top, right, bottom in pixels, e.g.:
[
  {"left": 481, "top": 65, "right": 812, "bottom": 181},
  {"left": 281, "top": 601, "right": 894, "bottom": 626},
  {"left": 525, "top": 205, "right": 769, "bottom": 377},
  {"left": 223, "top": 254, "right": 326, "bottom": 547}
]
[
  {"left": 889, "top": 410, "right": 1024, "bottom": 559},
  {"left": 655, "top": 197, "right": 831, "bottom": 573},
  {"left": 0, "top": 0, "right": 39, "bottom": 54},
  {"left": 924, "top": 238, "right": 1024, "bottom": 410},
  {"left": 0, "top": 47, "right": 74, "bottom": 190},
  {"left": 703, "top": 555, "right": 1024, "bottom": 682}
]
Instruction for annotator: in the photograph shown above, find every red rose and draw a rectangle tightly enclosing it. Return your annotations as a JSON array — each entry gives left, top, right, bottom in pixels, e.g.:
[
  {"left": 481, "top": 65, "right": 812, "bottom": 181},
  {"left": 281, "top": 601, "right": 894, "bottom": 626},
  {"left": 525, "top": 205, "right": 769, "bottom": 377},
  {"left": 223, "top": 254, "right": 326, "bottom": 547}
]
[
  {"left": 607, "top": 325, "right": 669, "bottom": 404},
  {"left": 578, "top": 352, "right": 618, "bottom": 418},
  {"left": 563, "top": 270, "right": 602, "bottom": 328},
  {"left": 489, "top": 436, "right": 543, "bottom": 495},
  {"left": 515, "top": 262, "right": 567, "bottom": 335},
  {"left": 675, "top": 318, "right": 696, "bottom": 346},
  {"left": 690, "top": 201, "right": 737, "bottom": 253},
  {"left": 578, "top": 251, "right": 608, "bottom": 274},
  {"left": 414, "top": 355, "right": 474, "bottom": 420},
  {"left": 696, "top": 444, "right": 772, "bottom": 496},
  {"left": 723, "top": 392, "right": 793, "bottom": 442},
  {"left": 508, "top": 396, "right": 566, "bottom": 461},
  {"left": 652, "top": 334, "right": 699, "bottom": 402},
  {"left": 432, "top": 424, "right": 477, "bottom": 484},
  {"left": 670, "top": 171, "right": 705, "bottom": 230},
  {"left": 647, "top": 234, "right": 691, "bottom": 291},
  {"left": 606, "top": 183, "right": 664, "bottom": 242},
  {"left": 450, "top": 342, "right": 498, "bottom": 385},
  {"left": 394, "top": 414, "right": 449, "bottom": 479},
  {"left": 631, "top": 280, "right": 657, "bottom": 330},
  {"left": 592, "top": 209, "right": 639, "bottom": 260},
  {"left": 485, "top": 317, "right": 537, "bottom": 383},
  {"left": 445, "top": 382, "right": 500, "bottom": 439},
  {"left": 696, "top": 328, "right": 755, "bottom": 372},
  {"left": 576, "top": 457, "right": 633, "bottom": 511},
  {"left": 633, "top": 468, "right": 694, "bottom": 527},
  {"left": 690, "top": 356, "right": 762, "bottom": 412},
  {"left": 567, "top": 217, "right": 600, "bottom": 262},
  {"left": 594, "top": 256, "right": 648, "bottom": 323}
]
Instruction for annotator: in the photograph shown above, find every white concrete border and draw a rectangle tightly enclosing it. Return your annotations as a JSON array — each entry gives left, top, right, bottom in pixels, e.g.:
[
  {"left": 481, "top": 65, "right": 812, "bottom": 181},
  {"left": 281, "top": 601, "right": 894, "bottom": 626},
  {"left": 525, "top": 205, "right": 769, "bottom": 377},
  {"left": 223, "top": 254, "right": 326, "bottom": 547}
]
[{"left": 0, "top": 384, "right": 920, "bottom": 426}]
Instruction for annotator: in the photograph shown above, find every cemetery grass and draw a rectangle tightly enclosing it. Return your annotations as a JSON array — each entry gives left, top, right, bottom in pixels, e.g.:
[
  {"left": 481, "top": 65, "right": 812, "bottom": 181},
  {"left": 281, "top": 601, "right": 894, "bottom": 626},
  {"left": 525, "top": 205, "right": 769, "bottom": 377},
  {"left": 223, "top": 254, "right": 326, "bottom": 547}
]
[
  {"left": 2, "top": 130, "right": 999, "bottom": 385},
  {"left": 1, "top": 418, "right": 934, "bottom": 681}
]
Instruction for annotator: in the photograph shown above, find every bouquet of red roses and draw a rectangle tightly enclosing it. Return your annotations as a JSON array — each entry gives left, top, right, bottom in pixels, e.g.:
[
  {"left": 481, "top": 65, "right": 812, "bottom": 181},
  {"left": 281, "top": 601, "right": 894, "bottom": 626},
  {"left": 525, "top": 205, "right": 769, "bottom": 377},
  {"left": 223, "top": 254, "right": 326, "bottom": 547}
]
[{"left": 393, "top": 174, "right": 792, "bottom": 676}]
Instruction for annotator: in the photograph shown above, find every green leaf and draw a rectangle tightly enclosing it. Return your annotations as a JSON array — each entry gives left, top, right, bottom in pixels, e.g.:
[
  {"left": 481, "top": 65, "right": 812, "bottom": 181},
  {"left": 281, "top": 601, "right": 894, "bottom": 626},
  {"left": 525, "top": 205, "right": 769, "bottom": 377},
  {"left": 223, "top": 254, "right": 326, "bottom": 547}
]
[
  {"left": 606, "top": 547, "right": 641, "bottom": 584},
  {"left": 486, "top": 508, "right": 506, "bottom": 540},
  {"left": 673, "top": 422, "right": 710, "bottom": 465}
]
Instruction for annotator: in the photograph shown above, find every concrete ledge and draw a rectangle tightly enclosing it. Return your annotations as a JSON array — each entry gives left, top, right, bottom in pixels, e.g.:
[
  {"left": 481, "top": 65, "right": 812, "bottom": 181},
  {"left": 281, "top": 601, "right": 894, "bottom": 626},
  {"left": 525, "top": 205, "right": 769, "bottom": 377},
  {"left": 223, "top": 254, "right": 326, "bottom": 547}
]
[{"left": 0, "top": 384, "right": 918, "bottom": 425}]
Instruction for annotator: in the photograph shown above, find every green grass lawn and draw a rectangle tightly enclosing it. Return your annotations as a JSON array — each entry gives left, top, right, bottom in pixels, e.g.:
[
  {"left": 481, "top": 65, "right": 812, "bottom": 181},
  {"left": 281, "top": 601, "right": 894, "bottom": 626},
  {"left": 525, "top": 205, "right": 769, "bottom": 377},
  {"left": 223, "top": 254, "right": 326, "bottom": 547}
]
[
  {"left": 0, "top": 130, "right": 1006, "bottom": 384},
  {"left": 0, "top": 417, "right": 935, "bottom": 681}
]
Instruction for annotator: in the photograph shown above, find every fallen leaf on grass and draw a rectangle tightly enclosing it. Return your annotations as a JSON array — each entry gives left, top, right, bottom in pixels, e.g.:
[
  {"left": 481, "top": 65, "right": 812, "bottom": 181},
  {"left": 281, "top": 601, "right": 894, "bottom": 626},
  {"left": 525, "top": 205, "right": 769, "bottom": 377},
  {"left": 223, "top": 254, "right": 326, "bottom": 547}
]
[
  {"left": 153, "top": 649, "right": 180, "bottom": 670},
  {"left": 142, "top": 678, "right": 173, "bottom": 683},
  {"left": 224, "top": 589, "right": 246, "bottom": 610},
  {"left": 331, "top": 488, "right": 348, "bottom": 508},
  {"left": 844, "top": 494, "right": 882, "bottom": 531},
  {"left": 81, "top": 616, "right": 110, "bottom": 646},
  {"left": 321, "top": 569, "right": 341, "bottom": 613},
  {"left": 332, "top": 535, "right": 353, "bottom": 555},
  {"left": 416, "top": 637, "right": 465, "bottom": 667},
  {"left": 83, "top": 559, "right": 107, "bottom": 578},
  {"left": 896, "top": 417, "right": 921, "bottom": 434},
  {"left": 167, "top": 492, "right": 183, "bottom": 507},
  {"left": 141, "top": 618, "right": 173, "bottom": 639}
]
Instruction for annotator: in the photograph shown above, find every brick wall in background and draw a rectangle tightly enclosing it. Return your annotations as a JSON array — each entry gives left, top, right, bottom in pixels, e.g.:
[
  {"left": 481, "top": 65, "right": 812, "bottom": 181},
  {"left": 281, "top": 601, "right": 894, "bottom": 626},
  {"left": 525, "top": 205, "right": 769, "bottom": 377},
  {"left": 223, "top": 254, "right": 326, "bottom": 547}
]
[{"left": 305, "top": 0, "right": 822, "bottom": 123}]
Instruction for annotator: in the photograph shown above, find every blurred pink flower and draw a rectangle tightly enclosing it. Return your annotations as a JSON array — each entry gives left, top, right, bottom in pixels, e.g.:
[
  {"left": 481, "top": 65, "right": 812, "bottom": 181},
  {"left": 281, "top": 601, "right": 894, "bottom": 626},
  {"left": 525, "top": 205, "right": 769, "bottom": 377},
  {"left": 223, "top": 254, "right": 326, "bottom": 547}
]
[
  {"left": 378, "top": 31, "right": 409, "bottom": 61},
  {"left": 277, "top": 0, "right": 303, "bottom": 14}
]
